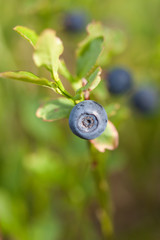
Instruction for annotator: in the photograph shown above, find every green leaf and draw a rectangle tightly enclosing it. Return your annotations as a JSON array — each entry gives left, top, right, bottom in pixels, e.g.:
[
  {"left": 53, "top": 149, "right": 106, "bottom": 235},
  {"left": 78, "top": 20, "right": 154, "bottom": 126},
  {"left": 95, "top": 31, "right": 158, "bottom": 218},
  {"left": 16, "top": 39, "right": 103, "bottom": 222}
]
[
  {"left": 0, "top": 71, "right": 54, "bottom": 88},
  {"left": 76, "top": 36, "right": 103, "bottom": 78},
  {"left": 76, "top": 67, "right": 101, "bottom": 95},
  {"left": 33, "top": 29, "right": 64, "bottom": 79},
  {"left": 78, "top": 22, "right": 126, "bottom": 66},
  {"left": 36, "top": 98, "right": 74, "bottom": 121},
  {"left": 90, "top": 121, "right": 119, "bottom": 152},
  {"left": 14, "top": 26, "right": 38, "bottom": 48}
]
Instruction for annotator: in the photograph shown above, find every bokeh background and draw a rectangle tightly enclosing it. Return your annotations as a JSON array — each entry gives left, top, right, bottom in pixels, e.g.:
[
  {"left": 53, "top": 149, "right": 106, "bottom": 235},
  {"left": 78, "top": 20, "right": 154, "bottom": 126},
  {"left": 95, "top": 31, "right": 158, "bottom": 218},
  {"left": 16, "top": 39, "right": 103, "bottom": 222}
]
[{"left": 0, "top": 0, "right": 160, "bottom": 239}]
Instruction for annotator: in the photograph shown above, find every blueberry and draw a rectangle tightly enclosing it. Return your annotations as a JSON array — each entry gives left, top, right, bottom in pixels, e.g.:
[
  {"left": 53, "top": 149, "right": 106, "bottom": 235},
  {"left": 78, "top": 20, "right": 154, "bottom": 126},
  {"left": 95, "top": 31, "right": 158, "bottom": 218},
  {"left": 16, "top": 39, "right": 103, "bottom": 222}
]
[
  {"left": 69, "top": 100, "right": 108, "bottom": 140},
  {"left": 131, "top": 88, "right": 158, "bottom": 114},
  {"left": 106, "top": 68, "right": 133, "bottom": 94},
  {"left": 63, "top": 11, "right": 87, "bottom": 32}
]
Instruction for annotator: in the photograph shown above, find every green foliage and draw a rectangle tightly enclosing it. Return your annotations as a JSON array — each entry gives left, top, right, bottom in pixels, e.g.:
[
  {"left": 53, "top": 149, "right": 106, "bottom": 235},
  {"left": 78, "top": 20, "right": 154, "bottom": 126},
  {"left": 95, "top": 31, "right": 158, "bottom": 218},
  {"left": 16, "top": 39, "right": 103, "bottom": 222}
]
[
  {"left": 0, "top": 22, "right": 122, "bottom": 152},
  {"left": 36, "top": 98, "right": 74, "bottom": 121},
  {"left": 76, "top": 37, "right": 103, "bottom": 78},
  {"left": 14, "top": 26, "right": 38, "bottom": 48},
  {"left": 0, "top": 1, "right": 160, "bottom": 239},
  {"left": 0, "top": 71, "right": 54, "bottom": 88},
  {"left": 33, "top": 29, "right": 63, "bottom": 80},
  {"left": 90, "top": 121, "right": 119, "bottom": 152},
  {"left": 75, "top": 67, "right": 101, "bottom": 99},
  {"left": 77, "top": 22, "right": 126, "bottom": 66}
]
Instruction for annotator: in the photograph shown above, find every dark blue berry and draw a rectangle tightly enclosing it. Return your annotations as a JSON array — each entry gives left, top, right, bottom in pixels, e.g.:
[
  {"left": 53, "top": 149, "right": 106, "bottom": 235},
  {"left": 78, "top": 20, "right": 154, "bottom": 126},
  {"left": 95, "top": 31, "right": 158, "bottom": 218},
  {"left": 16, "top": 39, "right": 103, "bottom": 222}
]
[
  {"left": 69, "top": 100, "right": 108, "bottom": 140},
  {"left": 64, "top": 11, "right": 87, "bottom": 32},
  {"left": 106, "top": 68, "right": 133, "bottom": 94},
  {"left": 131, "top": 88, "right": 158, "bottom": 114}
]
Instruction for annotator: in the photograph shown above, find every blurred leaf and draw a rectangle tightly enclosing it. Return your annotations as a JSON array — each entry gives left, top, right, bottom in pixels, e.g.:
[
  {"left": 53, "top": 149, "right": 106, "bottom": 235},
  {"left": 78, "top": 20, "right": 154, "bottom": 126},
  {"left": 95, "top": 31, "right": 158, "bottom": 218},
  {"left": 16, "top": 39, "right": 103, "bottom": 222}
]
[
  {"left": 90, "top": 121, "right": 119, "bottom": 152},
  {"left": 33, "top": 29, "right": 64, "bottom": 80},
  {"left": 78, "top": 22, "right": 126, "bottom": 66},
  {"left": 110, "top": 105, "right": 130, "bottom": 125},
  {"left": 0, "top": 190, "right": 27, "bottom": 238},
  {"left": 19, "top": 97, "right": 61, "bottom": 143},
  {"left": 14, "top": 26, "right": 38, "bottom": 48},
  {"left": 76, "top": 36, "right": 104, "bottom": 78},
  {"left": 0, "top": 71, "right": 55, "bottom": 89},
  {"left": 78, "top": 67, "right": 101, "bottom": 93},
  {"left": 105, "top": 103, "right": 121, "bottom": 118},
  {"left": 74, "top": 67, "right": 101, "bottom": 100},
  {"left": 36, "top": 98, "right": 74, "bottom": 121},
  {"left": 23, "top": 150, "right": 65, "bottom": 184}
]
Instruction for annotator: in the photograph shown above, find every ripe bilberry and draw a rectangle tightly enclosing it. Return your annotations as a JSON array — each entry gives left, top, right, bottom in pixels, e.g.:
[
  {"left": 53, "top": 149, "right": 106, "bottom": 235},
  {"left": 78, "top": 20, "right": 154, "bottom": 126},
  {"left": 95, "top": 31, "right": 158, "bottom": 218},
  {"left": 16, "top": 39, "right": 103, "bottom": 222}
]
[
  {"left": 63, "top": 11, "right": 87, "bottom": 32},
  {"left": 131, "top": 88, "right": 158, "bottom": 114},
  {"left": 106, "top": 68, "right": 133, "bottom": 94},
  {"left": 69, "top": 100, "right": 108, "bottom": 140}
]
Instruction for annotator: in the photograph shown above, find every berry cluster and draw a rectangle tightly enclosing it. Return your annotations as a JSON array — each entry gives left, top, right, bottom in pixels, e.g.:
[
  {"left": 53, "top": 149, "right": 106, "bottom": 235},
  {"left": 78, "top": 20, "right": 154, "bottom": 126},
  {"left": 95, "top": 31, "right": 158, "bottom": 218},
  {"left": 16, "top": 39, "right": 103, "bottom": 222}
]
[
  {"left": 1, "top": 21, "right": 158, "bottom": 144},
  {"left": 63, "top": 12, "right": 159, "bottom": 117},
  {"left": 105, "top": 67, "right": 158, "bottom": 115}
]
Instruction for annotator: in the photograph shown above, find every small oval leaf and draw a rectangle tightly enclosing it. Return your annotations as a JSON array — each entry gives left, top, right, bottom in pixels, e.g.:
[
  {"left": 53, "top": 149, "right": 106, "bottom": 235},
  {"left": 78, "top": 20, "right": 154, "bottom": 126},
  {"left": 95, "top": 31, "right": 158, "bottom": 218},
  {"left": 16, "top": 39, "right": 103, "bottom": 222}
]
[
  {"left": 0, "top": 71, "right": 53, "bottom": 88},
  {"left": 76, "top": 37, "right": 104, "bottom": 78},
  {"left": 33, "top": 29, "right": 64, "bottom": 79},
  {"left": 14, "top": 26, "right": 38, "bottom": 48},
  {"left": 90, "top": 121, "right": 119, "bottom": 152},
  {"left": 36, "top": 98, "right": 75, "bottom": 121},
  {"left": 78, "top": 22, "right": 126, "bottom": 66}
]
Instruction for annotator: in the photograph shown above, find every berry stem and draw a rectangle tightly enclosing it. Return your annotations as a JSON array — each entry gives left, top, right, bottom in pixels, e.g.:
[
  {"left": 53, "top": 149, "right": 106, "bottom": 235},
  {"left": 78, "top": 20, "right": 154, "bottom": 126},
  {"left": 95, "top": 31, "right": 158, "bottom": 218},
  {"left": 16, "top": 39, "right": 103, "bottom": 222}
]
[
  {"left": 88, "top": 142, "right": 114, "bottom": 239},
  {"left": 82, "top": 78, "right": 90, "bottom": 100}
]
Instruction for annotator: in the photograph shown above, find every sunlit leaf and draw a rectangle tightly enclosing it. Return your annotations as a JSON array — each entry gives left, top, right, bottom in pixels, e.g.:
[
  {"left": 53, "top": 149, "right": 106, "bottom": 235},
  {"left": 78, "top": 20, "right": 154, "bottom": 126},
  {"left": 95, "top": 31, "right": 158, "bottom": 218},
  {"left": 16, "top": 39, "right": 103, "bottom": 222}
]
[
  {"left": 36, "top": 98, "right": 74, "bottom": 121},
  {"left": 0, "top": 71, "right": 55, "bottom": 88},
  {"left": 33, "top": 29, "right": 64, "bottom": 79},
  {"left": 14, "top": 26, "right": 38, "bottom": 48},
  {"left": 90, "top": 121, "right": 119, "bottom": 152}
]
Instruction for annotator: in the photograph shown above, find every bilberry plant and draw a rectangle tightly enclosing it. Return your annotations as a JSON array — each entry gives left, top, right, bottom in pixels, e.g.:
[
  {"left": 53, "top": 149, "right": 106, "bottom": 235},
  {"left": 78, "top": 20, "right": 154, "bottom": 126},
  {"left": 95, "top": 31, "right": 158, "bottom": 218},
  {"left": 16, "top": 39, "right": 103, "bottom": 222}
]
[{"left": 0, "top": 22, "right": 126, "bottom": 238}]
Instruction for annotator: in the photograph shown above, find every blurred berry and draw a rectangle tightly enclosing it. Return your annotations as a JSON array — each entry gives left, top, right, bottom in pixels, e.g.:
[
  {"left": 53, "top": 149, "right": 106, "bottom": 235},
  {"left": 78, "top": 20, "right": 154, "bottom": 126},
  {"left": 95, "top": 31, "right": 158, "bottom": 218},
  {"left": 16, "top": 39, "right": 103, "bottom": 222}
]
[
  {"left": 131, "top": 88, "right": 158, "bottom": 114},
  {"left": 63, "top": 11, "right": 87, "bottom": 32},
  {"left": 106, "top": 68, "right": 133, "bottom": 94}
]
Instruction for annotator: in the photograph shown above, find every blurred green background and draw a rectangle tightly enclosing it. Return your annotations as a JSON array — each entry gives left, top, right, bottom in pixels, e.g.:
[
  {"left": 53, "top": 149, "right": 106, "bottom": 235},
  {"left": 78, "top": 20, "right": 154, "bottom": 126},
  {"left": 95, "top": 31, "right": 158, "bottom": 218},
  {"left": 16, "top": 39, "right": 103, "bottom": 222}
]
[{"left": 0, "top": 0, "right": 160, "bottom": 239}]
